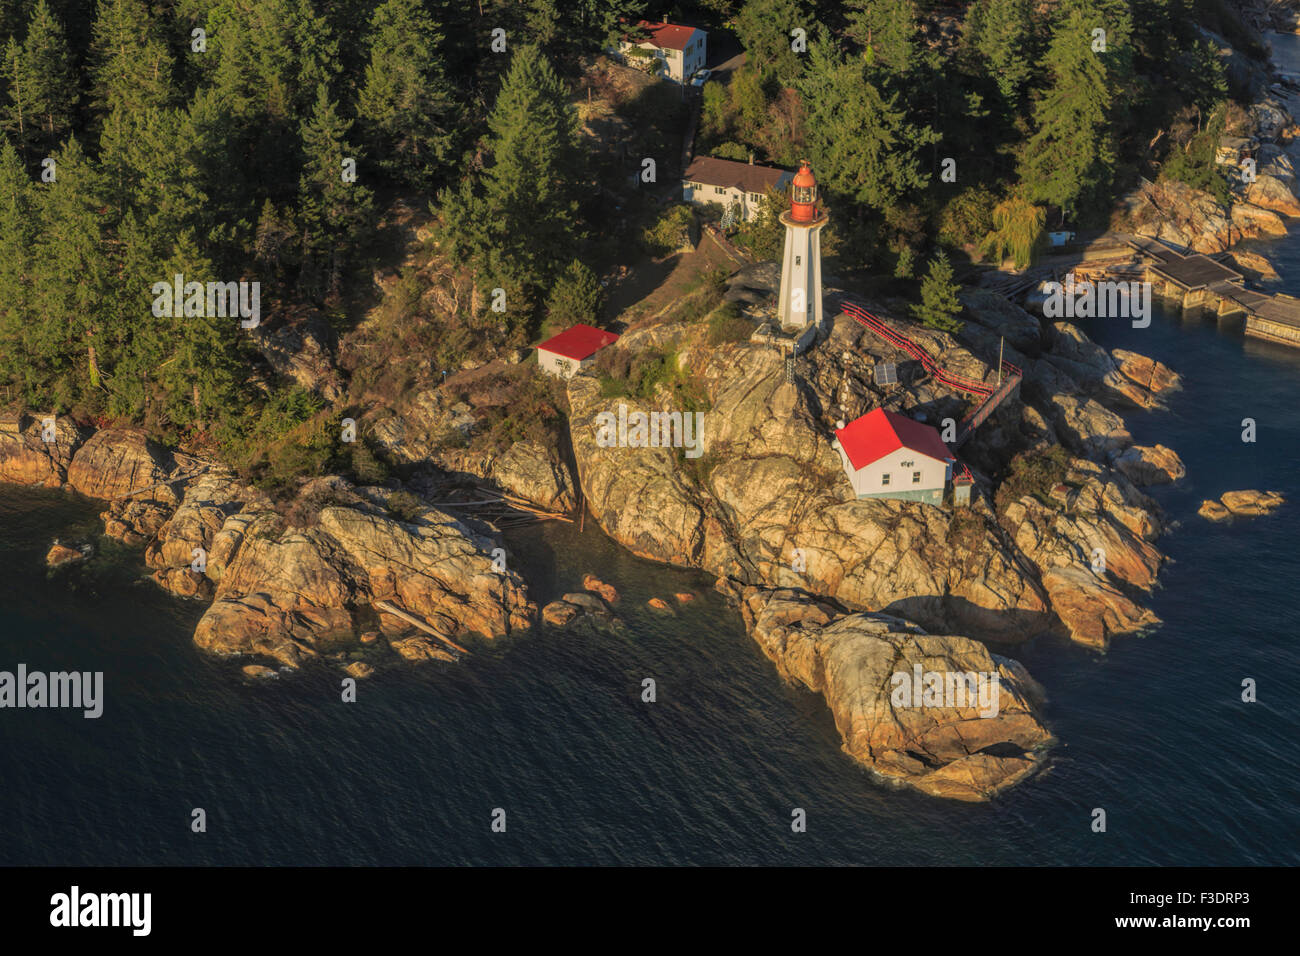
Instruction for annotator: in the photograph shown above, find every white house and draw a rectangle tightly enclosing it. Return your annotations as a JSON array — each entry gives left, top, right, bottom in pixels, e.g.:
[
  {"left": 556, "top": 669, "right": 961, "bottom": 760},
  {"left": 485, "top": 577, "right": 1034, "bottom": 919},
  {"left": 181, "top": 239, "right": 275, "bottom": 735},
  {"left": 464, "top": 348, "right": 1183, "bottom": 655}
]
[
  {"left": 681, "top": 156, "right": 794, "bottom": 223},
  {"left": 535, "top": 324, "right": 620, "bottom": 379},
  {"left": 832, "top": 408, "right": 955, "bottom": 506},
  {"left": 617, "top": 20, "right": 707, "bottom": 84}
]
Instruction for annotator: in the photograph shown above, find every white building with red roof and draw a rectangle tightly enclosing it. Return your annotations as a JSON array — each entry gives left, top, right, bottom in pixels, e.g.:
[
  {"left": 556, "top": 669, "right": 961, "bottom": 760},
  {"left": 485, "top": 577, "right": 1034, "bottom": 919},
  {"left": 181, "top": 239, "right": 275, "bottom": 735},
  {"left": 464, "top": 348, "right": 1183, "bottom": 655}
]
[
  {"left": 832, "top": 408, "right": 955, "bottom": 505},
  {"left": 535, "top": 324, "right": 619, "bottom": 379},
  {"left": 616, "top": 19, "right": 707, "bottom": 83}
]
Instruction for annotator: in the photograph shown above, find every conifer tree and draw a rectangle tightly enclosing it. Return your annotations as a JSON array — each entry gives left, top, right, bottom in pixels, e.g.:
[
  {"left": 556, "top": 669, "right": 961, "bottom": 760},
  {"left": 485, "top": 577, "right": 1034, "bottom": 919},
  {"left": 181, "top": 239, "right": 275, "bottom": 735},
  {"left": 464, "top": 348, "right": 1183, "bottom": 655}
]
[
  {"left": 1017, "top": 9, "right": 1116, "bottom": 219},
  {"left": 28, "top": 136, "right": 110, "bottom": 413},
  {"left": 797, "top": 42, "right": 938, "bottom": 214},
  {"left": 911, "top": 251, "right": 963, "bottom": 333},
  {"left": 965, "top": 0, "right": 1035, "bottom": 108},
  {"left": 0, "top": 136, "right": 33, "bottom": 396},
  {"left": 297, "top": 84, "right": 373, "bottom": 300},
  {"left": 846, "top": 0, "right": 919, "bottom": 80},
  {"left": 358, "top": 0, "right": 455, "bottom": 188},
  {"left": 90, "top": 0, "right": 176, "bottom": 118},
  {"left": 444, "top": 44, "right": 580, "bottom": 321},
  {"left": 2, "top": 1, "right": 78, "bottom": 162},
  {"left": 543, "top": 259, "right": 604, "bottom": 336}
]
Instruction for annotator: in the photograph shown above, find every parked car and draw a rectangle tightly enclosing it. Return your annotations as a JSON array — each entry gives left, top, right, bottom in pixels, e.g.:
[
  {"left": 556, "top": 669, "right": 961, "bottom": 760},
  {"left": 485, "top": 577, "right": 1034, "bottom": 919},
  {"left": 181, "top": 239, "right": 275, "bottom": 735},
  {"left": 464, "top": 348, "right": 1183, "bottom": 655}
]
[{"left": 690, "top": 69, "right": 712, "bottom": 87}]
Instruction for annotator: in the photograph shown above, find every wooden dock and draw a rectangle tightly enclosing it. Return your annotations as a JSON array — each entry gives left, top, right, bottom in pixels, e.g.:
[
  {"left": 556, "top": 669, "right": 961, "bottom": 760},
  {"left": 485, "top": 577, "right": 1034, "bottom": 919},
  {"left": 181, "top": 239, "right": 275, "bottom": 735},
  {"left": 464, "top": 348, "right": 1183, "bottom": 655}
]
[{"left": 1122, "top": 235, "right": 1300, "bottom": 346}]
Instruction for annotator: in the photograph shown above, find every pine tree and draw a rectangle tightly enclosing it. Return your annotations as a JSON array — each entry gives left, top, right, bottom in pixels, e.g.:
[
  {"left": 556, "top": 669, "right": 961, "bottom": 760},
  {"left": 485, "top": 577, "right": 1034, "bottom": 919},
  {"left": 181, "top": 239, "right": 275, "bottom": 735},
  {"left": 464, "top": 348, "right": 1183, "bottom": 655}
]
[
  {"left": 797, "top": 42, "right": 938, "bottom": 213},
  {"left": 0, "top": 136, "right": 34, "bottom": 397},
  {"left": 911, "top": 251, "right": 963, "bottom": 332},
  {"left": 734, "top": 0, "right": 805, "bottom": 86},
  {"left": 1017, "top": 9, "right": 1116, "bottom": 219},
  {"left": 357, "top": 0, "right": 455, "bottom": 188},
  {"left": 454, "top": 44, "right": 580, "bottom": 318},
  {"left": 297, "top": 84, "right": 373, "bottom": 301},
  {"left": 543, "top": 259, "right": 604, "bottom": 336},
  {"left": 2, "top": 1, "right": 77, "bottom": 161},
  {"left": 90, "top": 0, "right": 176, "bottom": 118},
  {"left": 846, "top": 0, "right": 919, "bottom": 79},
  {"left": 28, "top": 136, "right": 111, "bottom": 413},
  {"left": 965, "top": 0, "right": 1035, "bottom": 107}
]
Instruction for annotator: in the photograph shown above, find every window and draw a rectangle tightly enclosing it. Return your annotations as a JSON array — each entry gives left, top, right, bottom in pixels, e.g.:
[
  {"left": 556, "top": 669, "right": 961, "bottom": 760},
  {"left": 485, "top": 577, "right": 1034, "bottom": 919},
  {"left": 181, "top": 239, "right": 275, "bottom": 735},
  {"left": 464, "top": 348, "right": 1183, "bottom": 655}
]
[
  {"left": 750, "top": 193, "right": 761, "bottom": 201},
  {"left": 715, "top": 186, "right": 724, "bottom": 194},
  {"left": 881, "top": 473, "right": 890, "bottom": 486},
  {"left": 795, "top": 256, "right": 801, "bottom": 265},
  {"left": 912, "top": 471, "right": 922, "bottom": 484}
]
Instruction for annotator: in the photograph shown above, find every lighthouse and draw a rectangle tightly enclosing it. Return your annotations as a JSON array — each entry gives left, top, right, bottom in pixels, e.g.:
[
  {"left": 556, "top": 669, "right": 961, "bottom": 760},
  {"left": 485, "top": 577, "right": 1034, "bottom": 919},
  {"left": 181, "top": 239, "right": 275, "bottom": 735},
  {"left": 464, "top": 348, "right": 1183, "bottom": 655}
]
[{"left": 776, "top": 160, "right": 827, "bottom": 333}]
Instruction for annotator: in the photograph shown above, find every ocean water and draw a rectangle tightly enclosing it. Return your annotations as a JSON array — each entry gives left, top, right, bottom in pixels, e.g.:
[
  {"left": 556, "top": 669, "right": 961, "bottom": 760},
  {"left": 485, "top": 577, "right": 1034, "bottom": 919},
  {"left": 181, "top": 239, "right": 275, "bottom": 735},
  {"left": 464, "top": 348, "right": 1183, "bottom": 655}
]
[{"left": 2, "top": 292, "right": 1300, "bottom": 867}]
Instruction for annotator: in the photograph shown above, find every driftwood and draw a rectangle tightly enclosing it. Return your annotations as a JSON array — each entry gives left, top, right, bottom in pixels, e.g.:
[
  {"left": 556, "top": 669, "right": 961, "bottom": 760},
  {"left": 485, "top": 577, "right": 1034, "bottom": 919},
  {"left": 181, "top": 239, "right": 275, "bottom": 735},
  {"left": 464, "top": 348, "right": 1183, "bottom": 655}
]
[{"left": 373, "top": 600, "right": 469, "bottom": 655}]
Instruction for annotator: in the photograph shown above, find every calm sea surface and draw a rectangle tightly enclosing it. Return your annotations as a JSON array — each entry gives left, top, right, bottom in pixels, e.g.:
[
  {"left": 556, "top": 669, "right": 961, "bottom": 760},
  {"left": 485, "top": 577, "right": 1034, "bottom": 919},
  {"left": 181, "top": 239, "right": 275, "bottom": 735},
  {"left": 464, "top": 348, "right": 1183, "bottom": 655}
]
[{"left": 4, "top": 234, "right": 1300, "bottom": 866}]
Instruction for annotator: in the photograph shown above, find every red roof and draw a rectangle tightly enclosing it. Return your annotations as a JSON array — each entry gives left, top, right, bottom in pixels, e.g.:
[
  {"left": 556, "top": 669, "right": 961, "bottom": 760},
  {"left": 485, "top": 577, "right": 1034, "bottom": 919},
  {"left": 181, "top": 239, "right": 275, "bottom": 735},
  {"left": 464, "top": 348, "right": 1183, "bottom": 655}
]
[
  {"left": 632, "top": 20, "right": 698, "bottom": 51},
  {"left": 536, "top": 324, "right": 619, "bottom": 361},
  {"left": 835, "top": 408, "right": 954, "bottom": 472}
]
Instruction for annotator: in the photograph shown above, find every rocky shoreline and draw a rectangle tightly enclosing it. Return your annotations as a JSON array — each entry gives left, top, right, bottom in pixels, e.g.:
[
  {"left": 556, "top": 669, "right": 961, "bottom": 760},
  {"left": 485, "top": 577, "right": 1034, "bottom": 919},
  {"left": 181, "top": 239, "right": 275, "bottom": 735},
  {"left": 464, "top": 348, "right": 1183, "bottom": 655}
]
[{"left": 10, "top": 29, "right": 1300, "bottom": 801}]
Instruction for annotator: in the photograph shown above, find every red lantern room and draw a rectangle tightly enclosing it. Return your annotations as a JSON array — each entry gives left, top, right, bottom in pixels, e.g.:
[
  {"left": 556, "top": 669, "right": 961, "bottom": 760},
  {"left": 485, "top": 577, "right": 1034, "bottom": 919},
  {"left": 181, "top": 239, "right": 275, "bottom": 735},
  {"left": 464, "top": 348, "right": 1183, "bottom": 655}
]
[{"left": 789, "top": 160, "right": 818, "bottom": 222}]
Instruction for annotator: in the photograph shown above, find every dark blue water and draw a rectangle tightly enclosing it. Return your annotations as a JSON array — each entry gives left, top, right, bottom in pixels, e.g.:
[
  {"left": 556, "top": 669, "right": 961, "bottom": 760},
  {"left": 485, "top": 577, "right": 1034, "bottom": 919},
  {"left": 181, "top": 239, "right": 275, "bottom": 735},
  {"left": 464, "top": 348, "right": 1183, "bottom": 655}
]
[{"left": 3, "top": 283, "right": 1299, "bottom": 865}]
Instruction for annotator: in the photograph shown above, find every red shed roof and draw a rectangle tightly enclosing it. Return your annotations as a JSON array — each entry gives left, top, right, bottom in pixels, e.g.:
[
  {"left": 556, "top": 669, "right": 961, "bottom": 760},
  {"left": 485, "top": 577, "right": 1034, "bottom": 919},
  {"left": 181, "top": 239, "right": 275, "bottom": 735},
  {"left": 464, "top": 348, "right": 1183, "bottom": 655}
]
[
  {"left": 632, "top": 20, "right": 699, "bottom": 51},
  {"left": 536, "top": 324, "right": 619, "bottom": 361},
  {"left": 835, "top": 408, "right": 954, "bottom": 472}
]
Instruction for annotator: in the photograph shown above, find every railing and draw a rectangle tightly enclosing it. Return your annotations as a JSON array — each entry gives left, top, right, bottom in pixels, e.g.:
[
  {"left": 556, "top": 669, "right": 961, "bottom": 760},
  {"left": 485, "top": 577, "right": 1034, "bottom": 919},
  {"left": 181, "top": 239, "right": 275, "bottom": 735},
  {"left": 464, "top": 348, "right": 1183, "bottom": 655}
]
[
  {"left": 838, "top": 298, "right": 1019, "bottom": 396},
  {"left": 834, "top": 295, "right": 1022, "bottom": 448}
]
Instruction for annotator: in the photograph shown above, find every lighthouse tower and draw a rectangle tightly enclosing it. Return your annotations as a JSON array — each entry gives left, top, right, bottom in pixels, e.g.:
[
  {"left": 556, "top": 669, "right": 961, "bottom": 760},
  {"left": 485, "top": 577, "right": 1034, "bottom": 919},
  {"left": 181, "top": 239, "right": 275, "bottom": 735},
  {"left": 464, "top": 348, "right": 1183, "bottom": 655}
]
[{"left": 776, "top": 160, "right": 827, "bottom": 333}]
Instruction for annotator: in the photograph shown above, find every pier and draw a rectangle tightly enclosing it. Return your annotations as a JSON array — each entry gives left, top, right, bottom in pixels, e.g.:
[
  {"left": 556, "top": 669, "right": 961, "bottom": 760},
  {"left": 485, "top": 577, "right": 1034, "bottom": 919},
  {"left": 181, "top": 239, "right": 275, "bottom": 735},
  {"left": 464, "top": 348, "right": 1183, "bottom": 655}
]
[
  {"left": 981, "top": 233, "right": 1300, "bottom": 348},
  {"left": 1123, "top": 236, "right": 1300, "bottom": 346}
]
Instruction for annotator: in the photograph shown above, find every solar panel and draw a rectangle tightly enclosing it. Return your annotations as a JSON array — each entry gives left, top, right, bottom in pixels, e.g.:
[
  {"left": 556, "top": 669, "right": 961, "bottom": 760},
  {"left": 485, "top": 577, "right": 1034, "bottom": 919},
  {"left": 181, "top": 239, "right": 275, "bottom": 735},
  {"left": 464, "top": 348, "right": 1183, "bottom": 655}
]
[{"left": 874, "top": 361, "right": 898, "bottom": 385}]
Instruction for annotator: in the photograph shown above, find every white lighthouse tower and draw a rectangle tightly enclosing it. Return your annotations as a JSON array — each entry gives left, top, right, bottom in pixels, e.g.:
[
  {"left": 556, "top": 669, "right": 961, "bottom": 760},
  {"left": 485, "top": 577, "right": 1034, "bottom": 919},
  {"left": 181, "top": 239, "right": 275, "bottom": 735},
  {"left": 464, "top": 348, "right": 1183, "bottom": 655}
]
[{"left": 776, "top": 160, "right": 827, "bottom": 333}]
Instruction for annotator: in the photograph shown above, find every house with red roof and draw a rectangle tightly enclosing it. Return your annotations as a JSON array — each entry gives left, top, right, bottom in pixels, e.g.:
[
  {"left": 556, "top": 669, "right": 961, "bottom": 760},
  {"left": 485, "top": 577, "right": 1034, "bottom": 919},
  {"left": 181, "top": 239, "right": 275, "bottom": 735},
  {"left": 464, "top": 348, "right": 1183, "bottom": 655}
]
[
  {"left": 535, "top": 324, "right": 620, "bottom": 379},
  {"left": 832, "top": 408, "right": 955, "bottom": 505},
  {"left": 616, "top": 18, "right": 707, "bottom": 83}
]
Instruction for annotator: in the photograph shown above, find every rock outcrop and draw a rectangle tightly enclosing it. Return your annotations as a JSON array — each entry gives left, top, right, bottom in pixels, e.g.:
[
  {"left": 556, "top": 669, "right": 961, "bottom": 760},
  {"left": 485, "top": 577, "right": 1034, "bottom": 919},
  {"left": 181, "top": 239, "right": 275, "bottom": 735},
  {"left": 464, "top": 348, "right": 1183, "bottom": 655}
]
[
  {"left": 66, "top": 430, "right": 175, "bottom": 502},
  {"left": 190, "top": 492, "right": 535, "bottom": 669},
  {"left": 1199, "top": 489, "right": 1286, "bottom": 520},
  {"left": 741, "top": 587, "right": 1053, "bottom": 801},
  {"left": 541, "top": 591, "right": 619, "bottom": 632},
  {"left": 567, "top": 305, "right": 1168, "bottom": 651},
  {"left": 1118, "top": 177, "right": 1286, "bottom": 253},
  {"left": 1111, "top": 444, "right": 1186, "bottom": 486},
  {"left": 0, "top": 414, "right": 80, "bottom": 487}
]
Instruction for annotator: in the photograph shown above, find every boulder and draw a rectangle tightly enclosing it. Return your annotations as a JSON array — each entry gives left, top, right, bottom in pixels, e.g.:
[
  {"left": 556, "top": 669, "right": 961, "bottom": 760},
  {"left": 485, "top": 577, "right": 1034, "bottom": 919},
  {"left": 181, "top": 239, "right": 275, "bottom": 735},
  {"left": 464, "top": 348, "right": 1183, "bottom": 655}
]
[
  {"left": 741, "top": 587, "right": 1053, "bottom": 802},
  {"left": 1201, "top": 489, "right": 1285, "bottom": 520},
  {"left": 582, "top": 573, "right": 619, "bottom": 604},
  {"left": 248, "top": 312, "right": 344, "bottom": 402},
  {"left": 1040, "top": 566, "right": 1160, "bottom": 650},
  {"left": 241, "top": 665, "right": 278, "bottom": 680},
  {"left": 66, "top": 430, "right": 174, "bottom": 502},
  {"left": 1111, "top": 444, "right": 1186, "bottom": 485},
  {"left": 541, "top": 592, "right": 619, "bottom": 631},
  {"left": 0, "top": 415, "right": 80, "bottom": 487},
  {"left": 45, "top": 542, "right": 87, "bottom": 568}
]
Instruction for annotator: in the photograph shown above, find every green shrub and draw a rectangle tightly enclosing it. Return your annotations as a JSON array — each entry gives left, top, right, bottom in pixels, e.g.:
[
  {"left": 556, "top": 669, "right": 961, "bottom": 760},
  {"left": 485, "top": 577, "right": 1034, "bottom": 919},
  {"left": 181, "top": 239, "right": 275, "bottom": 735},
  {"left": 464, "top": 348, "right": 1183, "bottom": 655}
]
[
  {"left": 995, "top": 446, "right": 1072, "bottom": 513},
  {"left": 642, "top": 204, "right": 696, "bottom": 257},
  {"left": 939, "top": 185, "right": 997, "bottom": 248}
]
